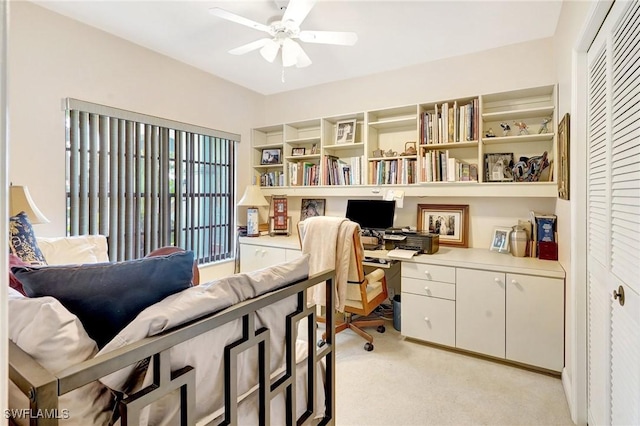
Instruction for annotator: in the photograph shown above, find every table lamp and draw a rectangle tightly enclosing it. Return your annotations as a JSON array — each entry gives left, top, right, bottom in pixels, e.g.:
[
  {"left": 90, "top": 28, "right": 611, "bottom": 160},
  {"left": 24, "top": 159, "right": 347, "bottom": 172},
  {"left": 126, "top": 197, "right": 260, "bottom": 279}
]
[
  {"left": 238, "top": 184, "right": 268, "bottom": 237},
  {"left": 9, "top": 185, "right": 50, "bottom": 224}
]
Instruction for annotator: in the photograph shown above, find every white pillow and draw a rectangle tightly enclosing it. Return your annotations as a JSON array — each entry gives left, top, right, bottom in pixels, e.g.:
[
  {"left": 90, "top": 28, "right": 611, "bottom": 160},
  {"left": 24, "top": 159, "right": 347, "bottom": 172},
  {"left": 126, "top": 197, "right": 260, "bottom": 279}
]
[
  {"left": 36, "top": 235, "right": 109, "bottom": 265},
  {"left": 8, "top": 288, "right": 113, "bottom": 425}
]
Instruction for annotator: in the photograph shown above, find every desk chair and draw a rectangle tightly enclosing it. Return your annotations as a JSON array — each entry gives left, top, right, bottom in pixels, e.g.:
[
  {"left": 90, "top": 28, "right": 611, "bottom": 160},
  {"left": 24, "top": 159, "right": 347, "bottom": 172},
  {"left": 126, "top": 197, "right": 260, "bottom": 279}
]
[{"left": 299, "top": 220, "right": 388, "bottom": 351}]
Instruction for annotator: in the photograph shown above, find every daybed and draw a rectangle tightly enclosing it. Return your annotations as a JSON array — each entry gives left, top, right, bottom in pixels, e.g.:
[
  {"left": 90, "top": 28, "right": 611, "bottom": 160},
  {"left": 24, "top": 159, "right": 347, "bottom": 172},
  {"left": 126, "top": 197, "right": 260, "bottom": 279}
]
[{"left": 8, "top": 235, "right": 336, "bottom": 426}]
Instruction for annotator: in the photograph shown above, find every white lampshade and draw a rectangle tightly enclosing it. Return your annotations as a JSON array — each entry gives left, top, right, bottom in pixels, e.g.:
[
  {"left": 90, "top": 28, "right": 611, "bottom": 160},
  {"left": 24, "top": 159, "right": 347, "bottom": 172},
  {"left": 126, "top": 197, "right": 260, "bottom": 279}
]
[
  {"left": 9, "top": 185, "right": 50, "bottom": 224},
  {"left": 238, "top": 185, "right": 268, "bottom": 207}
]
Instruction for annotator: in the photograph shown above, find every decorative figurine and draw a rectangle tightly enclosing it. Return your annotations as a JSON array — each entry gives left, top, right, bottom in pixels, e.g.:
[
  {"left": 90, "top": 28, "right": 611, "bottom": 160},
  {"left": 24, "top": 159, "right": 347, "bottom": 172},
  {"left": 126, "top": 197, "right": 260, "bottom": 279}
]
[
  {"left": 485, "top": 128, "right": 496, "bottom": 138},
  {"left": 512, "top": 151, "right": 550, "bottom": 182},
  {"left": 514, "top": 121, "right": 529, "bottom": 135},
  {"left": 539, "top": 118, "right": 551, "bottom": 134},
  {"left": 500, "top": 122, "right": 511, "bottom": 137}
]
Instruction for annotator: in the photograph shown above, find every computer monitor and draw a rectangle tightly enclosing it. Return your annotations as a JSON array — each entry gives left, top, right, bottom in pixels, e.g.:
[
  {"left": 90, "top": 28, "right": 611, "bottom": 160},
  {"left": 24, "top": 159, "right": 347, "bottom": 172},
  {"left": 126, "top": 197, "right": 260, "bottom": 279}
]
[{"left": 345, "top": 199, "right": 395, "bottom": 230}]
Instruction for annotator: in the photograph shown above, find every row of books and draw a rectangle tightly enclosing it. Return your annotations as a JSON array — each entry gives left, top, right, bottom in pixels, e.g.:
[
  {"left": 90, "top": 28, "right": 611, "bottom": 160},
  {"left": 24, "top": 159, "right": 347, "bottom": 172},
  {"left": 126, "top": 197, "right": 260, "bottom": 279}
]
[
  {"left": 259, "top": 171, "right": 285, "bottom": 187},
  {"left": 517, "top": 211, "right": 558, "bottom": 259},
  {"left": 288, "top": 161, "right": 319, "bottom": 186},
  {"left": 420, "top": 99, "right": 479, "bottom": 145},
  {"left": 324, "top": 155, "right": 363, "bottom": 186},
  {"left": 420, "top": 150, "right": 478, "bottom": 182},
  {"left": 368, "top": 158, "right": 417, "bottom": 185}
]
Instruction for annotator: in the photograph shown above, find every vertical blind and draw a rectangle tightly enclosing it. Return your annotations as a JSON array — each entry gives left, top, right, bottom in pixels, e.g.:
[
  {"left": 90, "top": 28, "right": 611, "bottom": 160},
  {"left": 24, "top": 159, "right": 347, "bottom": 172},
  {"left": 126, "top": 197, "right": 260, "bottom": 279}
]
[{"left": 65, "top": 98, "right": 239, "bottom": 264}]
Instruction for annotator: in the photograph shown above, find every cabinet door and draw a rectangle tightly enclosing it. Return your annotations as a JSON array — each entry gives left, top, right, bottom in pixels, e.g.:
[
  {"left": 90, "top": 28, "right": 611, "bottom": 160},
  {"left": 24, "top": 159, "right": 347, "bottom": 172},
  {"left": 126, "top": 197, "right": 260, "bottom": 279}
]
[
  {"left": 285, "top": 249, "right": 303, "bottom": 261},
  {"left": 506, "top": 274, "right": 564, "bottom": 371},
  {"left": 402, "top": 292, "right": 455, "bottom": 347},
  {"left": 239, "top": 244, "right": 286, "bottom": 272},
  {"left": 456, "top": 268, "right": 505, "bottom": 358}
]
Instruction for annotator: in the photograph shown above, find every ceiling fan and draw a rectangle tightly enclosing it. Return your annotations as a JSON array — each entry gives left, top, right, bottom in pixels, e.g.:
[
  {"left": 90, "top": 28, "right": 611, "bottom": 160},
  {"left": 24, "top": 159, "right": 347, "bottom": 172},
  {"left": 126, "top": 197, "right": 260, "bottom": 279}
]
[{"left": 209, "top": 0, "right": 358, "bottom": 68}]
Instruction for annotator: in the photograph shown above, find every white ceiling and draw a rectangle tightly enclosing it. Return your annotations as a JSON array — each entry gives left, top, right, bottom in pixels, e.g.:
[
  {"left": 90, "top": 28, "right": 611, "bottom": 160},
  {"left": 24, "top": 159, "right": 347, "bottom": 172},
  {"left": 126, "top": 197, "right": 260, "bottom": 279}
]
[{"left": 32, "top": 0, "right": 564, "bottom": 95}]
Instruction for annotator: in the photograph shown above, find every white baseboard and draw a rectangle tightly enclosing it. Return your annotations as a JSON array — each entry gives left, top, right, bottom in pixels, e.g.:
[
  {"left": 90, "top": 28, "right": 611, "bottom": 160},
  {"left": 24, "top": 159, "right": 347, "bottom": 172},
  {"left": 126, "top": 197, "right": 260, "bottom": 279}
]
[{"left": 562, "top": 368, "right": 577, "bottom": 425}]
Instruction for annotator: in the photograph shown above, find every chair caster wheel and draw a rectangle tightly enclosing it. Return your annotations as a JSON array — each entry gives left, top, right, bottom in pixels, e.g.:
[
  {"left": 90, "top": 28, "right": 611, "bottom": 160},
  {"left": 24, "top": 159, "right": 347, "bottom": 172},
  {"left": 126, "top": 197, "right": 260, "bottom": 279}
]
[
  {"left": 377, "top": 325, "right": 386, "bottom": 333},
  {"left": 364, "top": 342, "right": 374, "bottom": 351},
  {"left": 317, "top": 339, "right": 326, "bottom": 348}
]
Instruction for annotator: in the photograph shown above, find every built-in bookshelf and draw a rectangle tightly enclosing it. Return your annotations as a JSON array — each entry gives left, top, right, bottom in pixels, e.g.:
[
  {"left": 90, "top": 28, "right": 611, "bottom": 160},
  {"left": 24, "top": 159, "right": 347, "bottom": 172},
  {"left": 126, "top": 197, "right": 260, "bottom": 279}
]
[{"left": 251, "top": 85, "right": 557, "bottom": 197}]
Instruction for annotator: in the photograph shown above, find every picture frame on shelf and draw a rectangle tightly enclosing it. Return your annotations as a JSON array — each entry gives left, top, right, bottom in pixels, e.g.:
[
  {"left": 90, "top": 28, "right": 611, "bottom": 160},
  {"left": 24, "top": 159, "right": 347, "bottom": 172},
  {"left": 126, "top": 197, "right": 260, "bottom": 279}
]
[
  {"left": 261, "top": 148, "right": 282, "bottom": 165},
  {"left": 300, "top": 199, "right": 325, "bottom": 221},
  {"left": 335, "top": 119, "right": 356, "bottom": 145},
  {"left": 291, "top": 147, "right": 306, "bottom": 156},
  {"left": 558, "top": 113, "right": 570, "bottom": 200},
  {"left": 490, "top": 227, "right": 511, "bottom": 253},
  {"left": 484, "top": 152, "right": 515, "bottom": 182},
  {"left": 417, "top": 204, "right": 469, "bottom": 247}
]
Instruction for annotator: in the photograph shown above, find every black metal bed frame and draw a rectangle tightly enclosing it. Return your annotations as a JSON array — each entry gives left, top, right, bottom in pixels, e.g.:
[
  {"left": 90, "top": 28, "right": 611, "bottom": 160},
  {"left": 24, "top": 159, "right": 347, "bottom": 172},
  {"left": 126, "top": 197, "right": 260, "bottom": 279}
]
[{"left": 8, "top": 269, "right": 336, "bottom": 426}]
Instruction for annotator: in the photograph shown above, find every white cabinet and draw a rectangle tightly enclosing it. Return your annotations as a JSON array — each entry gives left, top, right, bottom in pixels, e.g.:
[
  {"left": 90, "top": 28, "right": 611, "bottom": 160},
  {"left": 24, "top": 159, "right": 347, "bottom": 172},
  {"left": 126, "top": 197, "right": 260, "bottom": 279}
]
[
  {"left": 455, "top": 267, "right": 564, "bottom": 371},
  {"left": 240, "top": 244, "right": 286, "bottom": 272},
  {"left": 456, "top": 268, "right": 506, "bottom": 359},
  {"left": 506, "top": 273, "right": 564, "bottom": 372},
  {"left": 401, "top": 263, "right": 456, "bottom": 347}
]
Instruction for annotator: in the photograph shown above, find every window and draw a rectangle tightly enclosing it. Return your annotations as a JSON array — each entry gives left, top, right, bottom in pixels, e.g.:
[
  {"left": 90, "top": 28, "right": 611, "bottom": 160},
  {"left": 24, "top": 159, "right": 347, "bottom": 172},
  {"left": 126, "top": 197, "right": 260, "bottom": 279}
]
[{"left": 64, "top": 98, "right": 238, "bottom": 264}]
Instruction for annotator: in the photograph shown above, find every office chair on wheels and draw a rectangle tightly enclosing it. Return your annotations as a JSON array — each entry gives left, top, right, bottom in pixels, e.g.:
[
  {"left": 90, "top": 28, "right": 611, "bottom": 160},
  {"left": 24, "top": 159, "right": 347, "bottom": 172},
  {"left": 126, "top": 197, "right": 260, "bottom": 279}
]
[{"left": 299, "top": 218, "right": 388, "bottom": 351}]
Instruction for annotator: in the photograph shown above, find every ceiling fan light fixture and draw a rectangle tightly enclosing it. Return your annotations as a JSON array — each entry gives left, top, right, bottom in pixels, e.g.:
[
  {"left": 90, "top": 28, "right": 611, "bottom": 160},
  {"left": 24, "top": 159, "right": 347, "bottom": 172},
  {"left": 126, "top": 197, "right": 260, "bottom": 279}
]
[{"left": 259, "top": 39, "right": 280, "bottom": 63}]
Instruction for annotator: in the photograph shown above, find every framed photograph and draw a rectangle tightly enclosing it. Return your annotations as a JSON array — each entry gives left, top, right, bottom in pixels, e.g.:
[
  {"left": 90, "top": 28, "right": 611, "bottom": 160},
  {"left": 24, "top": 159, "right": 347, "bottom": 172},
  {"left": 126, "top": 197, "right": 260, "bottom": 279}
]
[
  {"left": 558, "top": 113, "right": 570, "bottom": 200},
  {"left": 335, "top": 119, "right": 356, "bottom": 145},
  {"left": 490, "top": 227, "right": 511, "bottom": 253},
  {"left": 291, "top": 147, "right": 306, "bottom": 156},
  {"left": 417, "top": 204, "right": 469, "bottom": 247},
  {"left": 484, "top": 152, "right": 515, "bottom": 182},
  {"left": 300, "top": 198, "right": 325, "bottom": 221},
  {"left": 261, "top": 148, "right": 281, "bottom": 165}
]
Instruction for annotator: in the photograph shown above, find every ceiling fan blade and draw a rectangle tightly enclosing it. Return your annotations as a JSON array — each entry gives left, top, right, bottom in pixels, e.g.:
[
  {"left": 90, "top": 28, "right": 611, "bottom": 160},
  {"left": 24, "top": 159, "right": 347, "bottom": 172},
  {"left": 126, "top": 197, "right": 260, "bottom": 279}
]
[
  {"left": 260, "top": 39, "right": 280, "bottom": 63},
  {"left": 282, "top": 38, "right": 312, "bottom": 68},
  {"left": 299, "top": 30, "right": 358, "bottom": 46},
  {"left": 229, "top": 38, "right": 270, "bottom": 55},
  {"left": 282, "top": 0, "right": 316, "bottom": 27},
  {"left": 209, "top": 7, "right": 271, "bottom": 33}
]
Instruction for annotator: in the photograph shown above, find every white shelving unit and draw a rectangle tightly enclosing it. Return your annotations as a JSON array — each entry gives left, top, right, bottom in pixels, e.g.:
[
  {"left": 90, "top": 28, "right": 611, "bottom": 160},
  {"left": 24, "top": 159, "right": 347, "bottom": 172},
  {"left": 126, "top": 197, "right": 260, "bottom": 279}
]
[{"left": 250, "top": 85, "right": 558, "bottom": 197}]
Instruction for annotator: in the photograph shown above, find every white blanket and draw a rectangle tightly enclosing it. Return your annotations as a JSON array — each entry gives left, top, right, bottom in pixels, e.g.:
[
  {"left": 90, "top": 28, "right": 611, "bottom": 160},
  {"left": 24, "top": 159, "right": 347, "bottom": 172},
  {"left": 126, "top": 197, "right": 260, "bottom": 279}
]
[{"left": 299, "top": 216, "right": 359, "bottom": 312}]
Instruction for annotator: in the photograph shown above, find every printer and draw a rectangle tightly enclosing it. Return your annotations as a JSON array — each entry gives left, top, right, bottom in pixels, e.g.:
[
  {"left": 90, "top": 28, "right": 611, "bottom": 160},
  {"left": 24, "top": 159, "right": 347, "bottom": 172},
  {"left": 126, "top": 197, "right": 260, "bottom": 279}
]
[{"left": 383, "top": 229, "right": 439, "bottom": 254}]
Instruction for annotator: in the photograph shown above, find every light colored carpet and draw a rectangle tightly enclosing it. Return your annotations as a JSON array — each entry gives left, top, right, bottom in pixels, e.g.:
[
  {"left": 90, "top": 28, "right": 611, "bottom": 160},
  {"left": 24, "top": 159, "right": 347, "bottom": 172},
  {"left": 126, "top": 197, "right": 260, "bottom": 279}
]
[{"left": 329, "top": 320, "right": 574, "bottom": 426}]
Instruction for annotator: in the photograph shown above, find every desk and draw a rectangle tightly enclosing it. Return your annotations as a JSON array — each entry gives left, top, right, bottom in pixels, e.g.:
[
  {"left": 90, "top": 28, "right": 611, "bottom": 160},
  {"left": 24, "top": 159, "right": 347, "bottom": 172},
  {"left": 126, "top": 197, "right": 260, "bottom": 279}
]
[{"left": 239, "top": 235, "right": 565, "bottom": 373}]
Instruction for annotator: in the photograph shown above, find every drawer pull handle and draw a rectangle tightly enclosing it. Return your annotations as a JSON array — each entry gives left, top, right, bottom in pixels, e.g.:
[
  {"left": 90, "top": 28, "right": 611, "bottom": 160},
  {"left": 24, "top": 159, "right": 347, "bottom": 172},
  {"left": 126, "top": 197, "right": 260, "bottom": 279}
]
[
  {"left": 424, "top": 286, "right": 430, "bottom": 292},
  {"left": 511, "top": 279, "right": 518, "bottom": 285},
  {"left": 494, "top": 278, "right": 501, "bottom": 283},
  {"left": 424, "top": 317, "right": 430, "bottom": 322}
]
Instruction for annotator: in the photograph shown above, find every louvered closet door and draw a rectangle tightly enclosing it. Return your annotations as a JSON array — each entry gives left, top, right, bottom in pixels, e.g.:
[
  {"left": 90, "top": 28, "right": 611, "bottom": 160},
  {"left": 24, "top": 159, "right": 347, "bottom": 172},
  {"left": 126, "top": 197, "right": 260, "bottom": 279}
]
[{"left": 587, "top": 1, "right": 640, "bottom": 425}]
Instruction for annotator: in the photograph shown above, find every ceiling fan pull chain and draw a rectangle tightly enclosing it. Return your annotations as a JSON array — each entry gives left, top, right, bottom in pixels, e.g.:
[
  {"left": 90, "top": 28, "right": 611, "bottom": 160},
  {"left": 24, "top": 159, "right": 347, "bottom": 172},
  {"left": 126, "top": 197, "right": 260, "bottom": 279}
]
[{"left": 281, "top": 67, "right": 286, "bottom": 83}]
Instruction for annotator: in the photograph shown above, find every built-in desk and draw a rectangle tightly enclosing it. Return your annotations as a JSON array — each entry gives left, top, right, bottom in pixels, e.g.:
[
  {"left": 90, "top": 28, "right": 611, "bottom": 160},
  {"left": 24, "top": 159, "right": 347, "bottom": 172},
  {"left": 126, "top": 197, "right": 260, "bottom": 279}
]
[{"left": 239, "top": 235, "right": 566, "bottom": 373}]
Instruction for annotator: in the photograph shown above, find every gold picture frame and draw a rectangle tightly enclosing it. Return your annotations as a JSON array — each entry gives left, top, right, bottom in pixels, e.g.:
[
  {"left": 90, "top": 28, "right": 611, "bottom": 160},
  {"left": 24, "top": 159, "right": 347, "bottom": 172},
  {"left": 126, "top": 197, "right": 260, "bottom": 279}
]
[
  {"left": 417, "top": 204, "right": 469, "bottom": 247},
  {"left": 558, "top": 113, "right": 570, "bottom": 200}
]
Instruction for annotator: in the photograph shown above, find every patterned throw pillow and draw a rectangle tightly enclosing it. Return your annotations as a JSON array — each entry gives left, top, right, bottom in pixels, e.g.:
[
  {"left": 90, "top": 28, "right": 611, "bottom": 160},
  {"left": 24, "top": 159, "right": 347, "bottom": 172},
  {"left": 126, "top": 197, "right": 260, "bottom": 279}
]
[
  {"left": 9, "top": 212, "right": 47, "bottom": 265},
  {"left": 9, "top": 254, "right": 29, "bottom": 296}
]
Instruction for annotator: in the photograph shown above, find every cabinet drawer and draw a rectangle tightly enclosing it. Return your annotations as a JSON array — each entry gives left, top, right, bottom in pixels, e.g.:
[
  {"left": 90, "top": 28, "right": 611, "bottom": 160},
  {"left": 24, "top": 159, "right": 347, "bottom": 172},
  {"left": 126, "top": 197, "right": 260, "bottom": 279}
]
[
  {"left": 401, "top": 292, "right": 455, "bottom": 347},
  {"left": 402, "top": 262, "right": 455, "bottom": 283},
  {"left": 402, "top": 277, "right": 455, "bottom": 300}
]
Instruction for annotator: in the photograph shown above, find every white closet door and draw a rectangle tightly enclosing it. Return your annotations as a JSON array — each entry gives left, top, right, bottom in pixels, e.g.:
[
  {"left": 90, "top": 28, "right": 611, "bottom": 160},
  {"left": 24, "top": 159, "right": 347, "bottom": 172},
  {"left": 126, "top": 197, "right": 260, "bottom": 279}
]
[
  {"left": 587, "top": 1, "right": 640, "bottom": 425},
  {"left": 610, "top": 2, "right": 640, "bottom": 425}
]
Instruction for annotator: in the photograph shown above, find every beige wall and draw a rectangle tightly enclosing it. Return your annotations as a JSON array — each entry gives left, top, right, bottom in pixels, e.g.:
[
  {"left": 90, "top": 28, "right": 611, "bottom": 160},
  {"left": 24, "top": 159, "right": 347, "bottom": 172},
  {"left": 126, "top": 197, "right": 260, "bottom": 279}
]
[{"left": 552, "top": 0, "right": 593, "bottom": 423}]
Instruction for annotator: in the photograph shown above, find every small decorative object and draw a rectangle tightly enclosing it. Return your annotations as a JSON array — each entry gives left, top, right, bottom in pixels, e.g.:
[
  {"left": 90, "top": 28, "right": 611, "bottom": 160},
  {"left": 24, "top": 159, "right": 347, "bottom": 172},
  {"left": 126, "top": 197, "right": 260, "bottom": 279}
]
[
  {"left": 509, "top": 224, "right": 528, "bottom": 257},
  {"left": 261, "top": 148, "right": 281, "bottom": 165},
  {"left": 558, "top": 113, "right": 570, "bottom": 200},
  {"left": 300, "top": 198, "right": 325, "bottom": 221},
  {"left": 401, "top": 141, "right": 417, "bottom": 156},
  {"left": 269, "top": 195, "right": 291, "bottom": 236},
  {"left": 417, "top": 204, "right": 469, "bottom": 247},
  {"left": 500, "top": 122, "right": 511, "bottom": 137},
  {"left": 514, "top": 121, "right": 529, "bottom": 135},
  {"left": 484, "top": 152, "right": 515, "bottom": 182},
  {"left": 539, "top": 118, "right": 552, "bottom": 134},
  {"left": 485, "top": 128, "right": 496, "bottom": 138},
  {"left": 384, "top": 149, "right": 398, "bottom": 157},
  {"left": 490, "top": 227, "right": 511, "bottom": 253},
  {"left": 310, "top": 143, "right": 318, "bottom": 154},
  {"left": 372, "top": 149, "right": 384, "bottom": 158},
  {"left": 335, "top": 119, "right": 356, "bottom": 144},
  {"left": 291, "top": 147, "right": 306, "bottom": 156},
  {"left": 512, "top": 151, "right": 550, "bottom": 182}
]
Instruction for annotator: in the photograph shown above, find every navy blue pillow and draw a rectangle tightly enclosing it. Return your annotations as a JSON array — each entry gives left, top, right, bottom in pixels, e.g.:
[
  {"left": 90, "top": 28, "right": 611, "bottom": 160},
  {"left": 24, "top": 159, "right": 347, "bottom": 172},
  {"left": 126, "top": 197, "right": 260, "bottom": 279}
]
[
  {"left": 9, "top": 212, "right": 47, "bottom": 265},
  {"left": 14, "top": 251, "right": 195, "bottom": 348}
]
